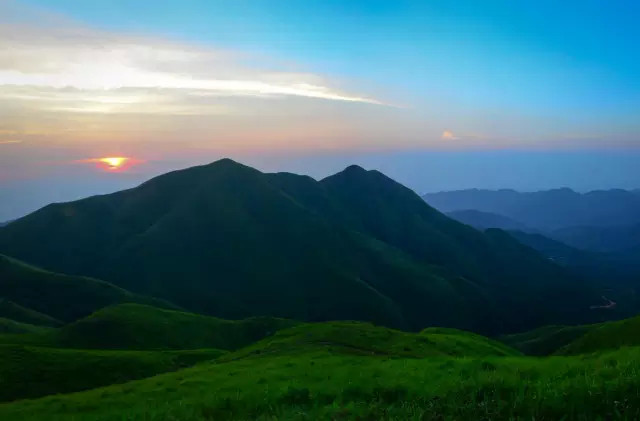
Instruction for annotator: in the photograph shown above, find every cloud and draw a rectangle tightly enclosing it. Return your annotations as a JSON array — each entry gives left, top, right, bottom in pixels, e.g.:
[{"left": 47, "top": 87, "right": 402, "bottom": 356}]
[
  {"left": 0, "top": 15, "right": 384, "bottom": 117},
  {"left": 441, "top": 130, "right": 459, "bottom": 140},
  {"left": 0, "top": 140, "right": 22, "bottom": 144}
]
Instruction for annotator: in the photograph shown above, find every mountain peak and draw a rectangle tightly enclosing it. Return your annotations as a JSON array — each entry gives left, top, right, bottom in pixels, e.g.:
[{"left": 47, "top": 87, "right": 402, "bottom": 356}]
[{"left": 343, "top": 164, "right": 368, "bottom": 174}]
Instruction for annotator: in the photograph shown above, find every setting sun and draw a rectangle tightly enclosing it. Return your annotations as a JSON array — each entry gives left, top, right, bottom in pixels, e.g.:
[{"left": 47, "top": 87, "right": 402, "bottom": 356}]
[
  {"left": 77, "top": 156, "right": 142, "bottom": 172},
  {"left": 99, "top": 157, "right": 128, "bottom": 170}
]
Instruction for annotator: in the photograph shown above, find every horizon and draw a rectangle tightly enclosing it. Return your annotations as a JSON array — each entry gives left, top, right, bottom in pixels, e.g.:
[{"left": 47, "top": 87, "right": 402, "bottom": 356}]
[
  {"left": 2, "top": 154, "right": 639, "bottom": 222},
  {"left": 2, "top": 1, "right": 640, "bottom": 219}
]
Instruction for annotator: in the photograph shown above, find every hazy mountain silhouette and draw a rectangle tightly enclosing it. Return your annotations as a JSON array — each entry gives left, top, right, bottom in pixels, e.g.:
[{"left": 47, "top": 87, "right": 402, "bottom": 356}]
[
  {"left": 423, "top": 188, "right": 640, "bottom": 231},
  {"left": 446, "top": 209, "right": 534, "bottom": 232},
  {"left": 551, "top": 224, "right": 640, "bottom": 253}
]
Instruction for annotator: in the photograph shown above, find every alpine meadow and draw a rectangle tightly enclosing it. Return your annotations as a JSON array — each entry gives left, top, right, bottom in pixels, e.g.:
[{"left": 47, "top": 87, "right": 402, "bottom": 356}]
[{"left": 1, "top": 1, "right": 640, "bottom": 420}]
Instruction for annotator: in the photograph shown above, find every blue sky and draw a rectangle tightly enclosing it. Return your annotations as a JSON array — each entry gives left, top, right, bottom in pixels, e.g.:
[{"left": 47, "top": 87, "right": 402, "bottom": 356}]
[{"left": 1, "top": 0, "right": 639, "bottom": 219}]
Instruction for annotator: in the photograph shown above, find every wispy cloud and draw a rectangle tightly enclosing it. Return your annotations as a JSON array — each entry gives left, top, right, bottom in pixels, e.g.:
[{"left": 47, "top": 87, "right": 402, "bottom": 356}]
[
  {"left": 0, "top": 14, "right": 384, "bottom": 116},
  {"left": 0, "top": 139, "right": 22, "bottom": 144}
]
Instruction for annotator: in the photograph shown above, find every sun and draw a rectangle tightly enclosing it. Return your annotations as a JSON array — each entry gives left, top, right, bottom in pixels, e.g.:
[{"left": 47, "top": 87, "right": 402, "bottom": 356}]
[
  {"left": 98, "top": 157, "right": 128, "bottom": 170},
  {"left": 78, "top": 156, "right": 142, "bottom": 172}
]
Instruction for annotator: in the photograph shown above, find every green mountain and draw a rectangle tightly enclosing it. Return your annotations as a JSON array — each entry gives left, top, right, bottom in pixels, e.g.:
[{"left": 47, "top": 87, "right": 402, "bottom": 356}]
[
  {"left": 0, "top": 254, "right": 177, "bottom": 323},
  {"left": 0, "top": 159, "right": 600, "bottom": 334}
]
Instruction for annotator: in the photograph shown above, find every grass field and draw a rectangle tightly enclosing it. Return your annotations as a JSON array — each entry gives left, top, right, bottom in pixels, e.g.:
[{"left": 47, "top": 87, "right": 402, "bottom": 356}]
[
  {"left": 0, "top": 305, "right": 639, "bottom": 419},
  {"left": 1, "top": 341, "right": 639, "bottom": 420},
  {"left": 0, "top": 344, "right": 225, "bottom": 402}
]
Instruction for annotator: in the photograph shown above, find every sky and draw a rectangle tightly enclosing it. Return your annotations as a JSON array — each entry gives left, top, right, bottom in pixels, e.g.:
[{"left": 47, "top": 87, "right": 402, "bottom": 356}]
[{"left": 1, "top": 0, "right": 640, "bottom": 220}]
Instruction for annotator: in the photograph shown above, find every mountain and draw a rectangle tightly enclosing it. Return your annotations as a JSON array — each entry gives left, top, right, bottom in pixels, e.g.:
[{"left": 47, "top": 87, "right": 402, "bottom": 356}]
[
  {"left": 551, "top": 223, "right": 640, "bottom": 253},
  {"left": 558, "top": 314, "right": 640, "bottom": 355},
  {"left": 423, "top": 188, "right": 640, "bottom": 231},
  {"left": 0, "top": 299, "right": 62, "bottom": 327},
  {"left": 508, "top": 230, "right": 640, "bottom": 315},
  {"left": 503, "top": 313, "right": 640, "bottom": 356},
  {"left": 0, "top": 254, "right": 177, "bottom": 323},
  {"left": 446, "top": 209, "right": 533, "bottom": 232},
  {"left": 0, "top": 159, "right": 601, "bottom": 334},
  {"left": 500, "top": 324, "right": 596, "bottom": 356}
]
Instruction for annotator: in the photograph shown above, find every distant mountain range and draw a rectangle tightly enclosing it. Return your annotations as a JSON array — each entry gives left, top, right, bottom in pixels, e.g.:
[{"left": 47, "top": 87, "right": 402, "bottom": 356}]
[
  {"left": 445, "top": 209, "right": 535, "bottom": 233},
  {"left": 0, "top": 159, "right": 604, "bottom": 334},
  {"left": 423, "top": 188, "right": 640, "bottom": 231}
]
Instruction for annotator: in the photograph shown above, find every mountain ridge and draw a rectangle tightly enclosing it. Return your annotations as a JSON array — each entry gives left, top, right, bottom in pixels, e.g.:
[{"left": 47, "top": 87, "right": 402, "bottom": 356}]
[{"left": 0, "top": 159, "right": 601, "bottom": 334}]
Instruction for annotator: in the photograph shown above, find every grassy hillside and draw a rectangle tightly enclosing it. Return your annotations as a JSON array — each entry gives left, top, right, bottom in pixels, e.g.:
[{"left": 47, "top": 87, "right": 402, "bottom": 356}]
[
  {"left": 0, "top": 254, "right": 177, "bottom": 323},
  {"left": 0, "top": 318, "right": 52, "bottom": 335},
  {"left": 1, "top": 339, "right": 640, "bottom": 420},
  {"left": 558, "top": 315, "right": 640, "bottom": 355},
  {"left": 225, "top": 321, "right": 520, "bottom": 360},
  {"left": 0, "top": 299, "right": 62, "bottom": 327},
  {"left": 500, "top": 324, "right": 597, "bottom": 355},
  {"left": 0, "top": 159, "right": 600, "bottom": 335},
  {"left": 0, "top": 303, "right": 297, "bottom": 351},
  {"left": 0, "top": 344, "right": 224, "bottom": 402}
]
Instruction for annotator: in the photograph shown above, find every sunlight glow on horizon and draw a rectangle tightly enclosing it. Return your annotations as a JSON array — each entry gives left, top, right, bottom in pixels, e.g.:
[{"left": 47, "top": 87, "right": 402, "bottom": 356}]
[{"left": 78, "top": 157, "right": 143, "bottom": 172}]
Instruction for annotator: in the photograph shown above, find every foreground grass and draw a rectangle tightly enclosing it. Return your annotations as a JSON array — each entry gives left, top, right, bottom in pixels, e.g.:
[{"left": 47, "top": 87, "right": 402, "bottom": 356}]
[
  {"left": 2, "top": 340, "right": 640, "bottom": 420},
  {"left": 0, "top": 344, "right": 225, "bottom": 402}
]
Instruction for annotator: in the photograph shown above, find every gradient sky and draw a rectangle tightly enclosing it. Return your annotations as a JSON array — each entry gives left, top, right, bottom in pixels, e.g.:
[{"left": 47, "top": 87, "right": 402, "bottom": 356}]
[{"left": 1, "top": 0, "right": 640, "bottom": 220}]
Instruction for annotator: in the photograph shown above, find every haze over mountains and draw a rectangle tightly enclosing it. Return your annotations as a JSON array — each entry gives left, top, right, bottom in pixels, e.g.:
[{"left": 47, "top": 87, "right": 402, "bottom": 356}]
[
  {"left": 425, "top": 188, "right": 640, "bottom": 253},
  {"left": 0, "top": 159, "right": 608, "bottom": 335},
  {"left": 424, "top": 188, "right": 640, "bottom": 230}
]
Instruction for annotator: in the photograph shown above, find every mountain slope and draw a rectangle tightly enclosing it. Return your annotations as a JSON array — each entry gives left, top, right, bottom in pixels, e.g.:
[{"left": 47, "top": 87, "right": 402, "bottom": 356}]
[
  {"left": 446, "top": 209, "right": 532, "bottom": 232},
  {"left": 0, "top": 345, "right": 224, "bottom": 402},
  {"left": 551, "top": 223, "right": 640, "bottom": 253},
  {"left": 0, "top": 159, "right": 600, "bottom": 334},
  {"left": 0, "top": 254, "right": 176, "bottom": 323},
  {"left": 557, "top": 315, "right": 640, "bottom": 355},
  {"left": 0, "top": 299, "right": 62, "bottom": 327}
]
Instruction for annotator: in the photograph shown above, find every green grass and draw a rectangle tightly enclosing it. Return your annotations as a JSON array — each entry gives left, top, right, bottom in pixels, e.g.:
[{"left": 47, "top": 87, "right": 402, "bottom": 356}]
[
  {"left": 0, "top": 344, "right": 225, "bottom": 402},
  {"left": 558, "top": 315, "right": 640, "bottom": 355},
  {"left": 500, "top": 324, "right": 597, "bottom": 355},
  {"left": 0, "top": 318, "right": 53, "bottom": 335},
  {"left": 0, "top": 303, "right": 298, "bottom": 351},
  {"left": 1, "top": 342, "right": 640, "bottom": 420},
  {"left": 225, "top": 321, "right": 520, "bottom": 360}
]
